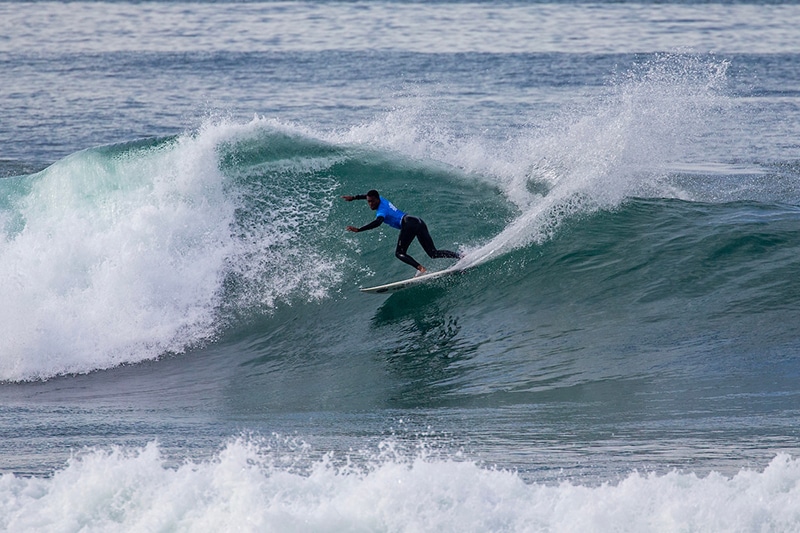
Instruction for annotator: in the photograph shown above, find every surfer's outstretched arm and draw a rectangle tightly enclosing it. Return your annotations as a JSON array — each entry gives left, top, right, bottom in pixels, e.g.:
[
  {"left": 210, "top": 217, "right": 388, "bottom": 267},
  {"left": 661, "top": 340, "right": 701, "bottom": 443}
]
[
  {"left": 346, "top": 217, "right": 384, "bottom": 233},
  {"left": 343, "top": 192, "right": 383, "bottom": 232}
]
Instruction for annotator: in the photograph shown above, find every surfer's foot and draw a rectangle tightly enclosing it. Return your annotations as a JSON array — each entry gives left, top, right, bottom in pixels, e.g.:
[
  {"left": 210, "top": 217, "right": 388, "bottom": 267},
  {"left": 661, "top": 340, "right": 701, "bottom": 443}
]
[{"left": 414, "top": 267, "right": 427, "bottom": 278}]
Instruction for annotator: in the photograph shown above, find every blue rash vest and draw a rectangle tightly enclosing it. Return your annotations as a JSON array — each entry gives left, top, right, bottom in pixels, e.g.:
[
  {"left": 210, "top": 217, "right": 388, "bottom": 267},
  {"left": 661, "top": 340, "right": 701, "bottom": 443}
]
[{"left": 375, "top": 197, "right": 406, "bottom": 229}]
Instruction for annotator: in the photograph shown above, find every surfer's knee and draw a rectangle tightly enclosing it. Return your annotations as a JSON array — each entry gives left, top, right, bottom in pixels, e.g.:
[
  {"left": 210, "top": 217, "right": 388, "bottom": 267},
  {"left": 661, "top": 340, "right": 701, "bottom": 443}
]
[{"left": 396, "top": 250, "right": 414, "bottom": 265}]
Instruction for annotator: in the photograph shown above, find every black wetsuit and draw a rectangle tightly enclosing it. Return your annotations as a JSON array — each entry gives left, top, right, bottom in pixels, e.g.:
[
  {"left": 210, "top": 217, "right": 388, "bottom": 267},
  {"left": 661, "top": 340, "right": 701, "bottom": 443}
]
[
  {"left": 394, "top": 215, "right": 460, "bottom": 269},
  {"left": 353, "top": 195, "right": 460, "bottom": 269}
]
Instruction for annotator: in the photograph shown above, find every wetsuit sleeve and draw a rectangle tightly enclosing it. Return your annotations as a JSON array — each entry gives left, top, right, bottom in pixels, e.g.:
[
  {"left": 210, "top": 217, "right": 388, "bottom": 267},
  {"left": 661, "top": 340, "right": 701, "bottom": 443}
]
[
  {"left": 357, "top": 216, "right": 384, "bottom": 232},
  {"left": 353, "top": 194, "right": 367, "bottom": 200}
]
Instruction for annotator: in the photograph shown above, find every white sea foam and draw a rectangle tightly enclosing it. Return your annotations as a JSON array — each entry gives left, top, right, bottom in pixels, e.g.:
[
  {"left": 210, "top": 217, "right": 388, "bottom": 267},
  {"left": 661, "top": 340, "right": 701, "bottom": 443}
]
[
  {"left": 1, "top": 439, "right": 798, "bottom": 532},
  {"left": 0, "top": 118, "right": 342, "bottom": 382},
  {"left": 0, "top": 130, "right": 234, "bottom": 381}
]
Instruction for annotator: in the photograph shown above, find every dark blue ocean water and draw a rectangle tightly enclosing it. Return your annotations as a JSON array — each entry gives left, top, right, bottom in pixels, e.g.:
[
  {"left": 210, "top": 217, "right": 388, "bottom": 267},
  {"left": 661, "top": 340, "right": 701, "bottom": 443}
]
[{"left": 2, "top": 1, "right": 800, "bottom": 530}]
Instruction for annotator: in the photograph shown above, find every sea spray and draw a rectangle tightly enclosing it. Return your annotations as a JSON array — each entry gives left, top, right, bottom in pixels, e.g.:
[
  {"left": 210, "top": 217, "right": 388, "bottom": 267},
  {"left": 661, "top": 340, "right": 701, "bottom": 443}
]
[
  {"left": 216, "top": 121, "right": 345, "bottom": 314},
  {"left": 468, "top": 54, "right": 731, "bottom": 263},
  {"left": 340, "top": 54, "right": 732, "bottom": 268}
]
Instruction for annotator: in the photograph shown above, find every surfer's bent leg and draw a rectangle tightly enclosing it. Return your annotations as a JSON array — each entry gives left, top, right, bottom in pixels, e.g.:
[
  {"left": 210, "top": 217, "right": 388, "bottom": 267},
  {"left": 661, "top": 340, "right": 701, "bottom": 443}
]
[
  {"left": 414, "top": 218, "right": 460, "bottom": 259},
  {"left": 395, "top": 216, "right": 422, "bottom": 269}
]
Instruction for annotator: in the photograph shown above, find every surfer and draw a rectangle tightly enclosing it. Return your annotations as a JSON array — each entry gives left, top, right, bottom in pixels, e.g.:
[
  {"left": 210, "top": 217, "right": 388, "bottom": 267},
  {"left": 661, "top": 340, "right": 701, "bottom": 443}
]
[{"left": 342, "top": 190, "right": 461, "bottom": 276}]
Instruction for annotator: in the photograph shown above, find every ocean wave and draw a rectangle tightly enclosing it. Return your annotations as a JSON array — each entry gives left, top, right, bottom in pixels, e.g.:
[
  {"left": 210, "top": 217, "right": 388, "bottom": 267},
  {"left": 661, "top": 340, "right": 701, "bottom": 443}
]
[
  {"left": 1, "top": 438, "right": 799, "bottom": 533},
  {"left": 2, "top": 53, "right": 797, "bottom": 382}
]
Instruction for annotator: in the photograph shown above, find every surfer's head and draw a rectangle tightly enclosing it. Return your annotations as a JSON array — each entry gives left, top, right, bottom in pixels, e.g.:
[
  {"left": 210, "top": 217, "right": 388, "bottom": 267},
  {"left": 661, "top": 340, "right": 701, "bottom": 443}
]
[{"left": 366, "top": 190, "right": 380, "bottom": 210}]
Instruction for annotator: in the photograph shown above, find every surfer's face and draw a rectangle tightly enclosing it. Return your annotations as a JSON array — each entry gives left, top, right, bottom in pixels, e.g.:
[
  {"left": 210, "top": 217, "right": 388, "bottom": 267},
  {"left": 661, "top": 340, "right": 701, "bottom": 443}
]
[{"left": 367, "top": 196, "right": 380, "bottom": 210}]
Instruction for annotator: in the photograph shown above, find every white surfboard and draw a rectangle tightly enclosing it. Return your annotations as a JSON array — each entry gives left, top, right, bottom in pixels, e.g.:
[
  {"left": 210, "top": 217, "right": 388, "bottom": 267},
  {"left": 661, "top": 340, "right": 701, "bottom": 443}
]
[
  {"left": 359, "top": 249, "right": 497, "bottom": 294},
  {"left": 360, "top": 265, "right": 462, "bottom": 294}
]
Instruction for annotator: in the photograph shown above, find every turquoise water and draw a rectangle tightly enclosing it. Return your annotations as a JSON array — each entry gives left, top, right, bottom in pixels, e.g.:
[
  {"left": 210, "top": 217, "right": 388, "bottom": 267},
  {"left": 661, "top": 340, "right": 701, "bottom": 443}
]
[{"left": 2, "top": 1, "right": 800, "bottom": 530}]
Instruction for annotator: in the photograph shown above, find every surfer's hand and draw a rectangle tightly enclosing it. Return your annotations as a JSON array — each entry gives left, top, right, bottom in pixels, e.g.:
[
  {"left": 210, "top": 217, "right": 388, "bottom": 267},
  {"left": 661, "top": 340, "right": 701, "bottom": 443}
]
[
  {"left": 341, "top": 195, "right": 355, "bottom": 201},
  {"left": 346, "top": 226, "right": 359, "bottom": 232}
]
